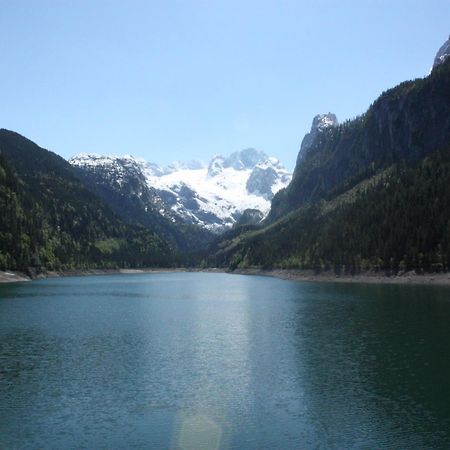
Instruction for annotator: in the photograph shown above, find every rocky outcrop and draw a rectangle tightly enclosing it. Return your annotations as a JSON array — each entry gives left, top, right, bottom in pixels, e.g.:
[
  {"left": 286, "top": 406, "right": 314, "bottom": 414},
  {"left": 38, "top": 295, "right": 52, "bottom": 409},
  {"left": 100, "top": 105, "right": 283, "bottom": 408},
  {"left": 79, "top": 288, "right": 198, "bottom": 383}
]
[
  {"left": 246, "top": 165, "right": 278, "bottom": 199},
  {"left": 433, "top": 35, "right": 450, "bottom": 70},
  {"left": 297, "top": 113, "right": 338, "bottom": 164}
]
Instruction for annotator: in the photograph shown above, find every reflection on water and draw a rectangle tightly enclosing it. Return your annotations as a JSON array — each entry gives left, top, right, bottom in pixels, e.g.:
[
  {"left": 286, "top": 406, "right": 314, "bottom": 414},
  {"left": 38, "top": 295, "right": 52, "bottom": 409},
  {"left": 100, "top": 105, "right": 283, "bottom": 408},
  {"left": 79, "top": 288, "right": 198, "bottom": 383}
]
[{"left": 0, "top": 273, "right": 450, "bottom": 449}]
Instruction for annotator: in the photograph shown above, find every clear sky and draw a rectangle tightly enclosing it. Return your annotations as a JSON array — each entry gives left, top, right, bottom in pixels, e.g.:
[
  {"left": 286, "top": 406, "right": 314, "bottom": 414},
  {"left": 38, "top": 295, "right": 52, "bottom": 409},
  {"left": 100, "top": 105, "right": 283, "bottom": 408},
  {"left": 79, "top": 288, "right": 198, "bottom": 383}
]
[{"left": 1, "top": 0, "right": 449, "bottom": 170}]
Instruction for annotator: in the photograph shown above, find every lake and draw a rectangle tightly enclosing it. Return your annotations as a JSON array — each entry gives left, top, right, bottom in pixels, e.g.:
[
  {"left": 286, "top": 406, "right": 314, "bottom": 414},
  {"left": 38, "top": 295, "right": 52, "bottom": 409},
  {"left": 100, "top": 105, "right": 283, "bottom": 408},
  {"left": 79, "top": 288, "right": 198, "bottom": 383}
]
[{"left": 1, "top": 272, "right": 450, "bottom": 449}]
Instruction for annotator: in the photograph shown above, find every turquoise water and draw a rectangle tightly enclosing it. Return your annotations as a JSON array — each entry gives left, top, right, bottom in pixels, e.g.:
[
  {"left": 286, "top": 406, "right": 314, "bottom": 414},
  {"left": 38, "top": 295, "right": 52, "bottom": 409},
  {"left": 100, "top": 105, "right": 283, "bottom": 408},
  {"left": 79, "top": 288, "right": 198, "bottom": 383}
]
[{"left": 1, "top": 272, "right": 449, "bottom": 449}]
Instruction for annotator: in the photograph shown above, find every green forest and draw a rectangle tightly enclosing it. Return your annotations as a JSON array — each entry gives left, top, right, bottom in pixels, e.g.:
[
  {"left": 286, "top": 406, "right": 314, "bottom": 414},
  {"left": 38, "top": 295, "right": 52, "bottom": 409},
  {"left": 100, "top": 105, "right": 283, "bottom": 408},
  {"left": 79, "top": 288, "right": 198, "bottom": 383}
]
[{"left": 209, "top": 147, "right": 450, "bottom": 274}]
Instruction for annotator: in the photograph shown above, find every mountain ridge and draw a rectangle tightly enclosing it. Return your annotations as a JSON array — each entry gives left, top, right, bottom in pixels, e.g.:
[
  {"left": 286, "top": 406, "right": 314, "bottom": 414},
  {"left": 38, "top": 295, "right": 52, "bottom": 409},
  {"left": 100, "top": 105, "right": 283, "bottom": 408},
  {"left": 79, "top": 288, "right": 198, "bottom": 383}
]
[
  {"left": 209, "top": 41, "right": 450, "bottom": 274},
  {"left": 269, "top": 58, "right": 450, "bottom": 221}
]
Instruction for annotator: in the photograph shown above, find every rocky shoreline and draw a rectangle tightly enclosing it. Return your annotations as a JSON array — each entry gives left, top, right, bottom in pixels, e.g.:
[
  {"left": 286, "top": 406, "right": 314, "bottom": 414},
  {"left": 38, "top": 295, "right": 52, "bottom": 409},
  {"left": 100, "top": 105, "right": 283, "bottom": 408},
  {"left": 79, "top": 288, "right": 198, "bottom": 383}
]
[{"left": 0, "top": 271, "right": 33, "bottom": 283}]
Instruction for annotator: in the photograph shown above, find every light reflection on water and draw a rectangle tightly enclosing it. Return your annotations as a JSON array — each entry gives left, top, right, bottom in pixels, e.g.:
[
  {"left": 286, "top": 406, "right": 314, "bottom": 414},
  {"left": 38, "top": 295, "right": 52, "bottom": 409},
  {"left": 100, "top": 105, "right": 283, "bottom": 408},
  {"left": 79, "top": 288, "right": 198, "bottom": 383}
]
[{"left": 0, "top": 273, "right": 450, "bottom": 449}]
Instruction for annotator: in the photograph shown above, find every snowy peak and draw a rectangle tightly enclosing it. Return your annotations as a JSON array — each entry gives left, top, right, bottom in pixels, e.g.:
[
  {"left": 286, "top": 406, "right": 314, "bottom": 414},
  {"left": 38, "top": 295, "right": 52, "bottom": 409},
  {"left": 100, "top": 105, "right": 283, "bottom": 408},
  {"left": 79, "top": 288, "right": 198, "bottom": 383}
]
[
  {"left": 297, "top": 112, "right": 338, "bottom": 163},
  {"left": 433, "top": 35, "right": 450, "bottom": 70},
  {"left": 311, "top": 113, "right": 339, "bottom": 132},
  {"left": 207, "top": 148, "right": 269, "bottom": 177},
  {"left": 70, "top": 153, "right": 141, "bottom": 168},
  {"left": 70, "top": 153, "right": 148, "bottom": 175},
  {"left": 70, "top": 153, "right": 149, "bottom": 187},
  {"left": 225, "top": 148, "right": 268, "bottom": 170}
]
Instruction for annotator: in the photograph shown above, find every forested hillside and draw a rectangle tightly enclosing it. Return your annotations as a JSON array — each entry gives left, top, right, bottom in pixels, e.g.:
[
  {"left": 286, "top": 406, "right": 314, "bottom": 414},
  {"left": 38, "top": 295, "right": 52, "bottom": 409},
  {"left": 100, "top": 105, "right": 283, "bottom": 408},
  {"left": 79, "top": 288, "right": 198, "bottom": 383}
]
[
  {"left": 210, "top": 147, "right": 450, "bottom": 273},
  {"left": 209, "top": 60, "right": 450, "bottom": 274},
  {"left": 270, "top": 59, "right": 450, "bottom": 220},
  {"left": 0, "top": 130, "right": 174, "bottom": 272}
]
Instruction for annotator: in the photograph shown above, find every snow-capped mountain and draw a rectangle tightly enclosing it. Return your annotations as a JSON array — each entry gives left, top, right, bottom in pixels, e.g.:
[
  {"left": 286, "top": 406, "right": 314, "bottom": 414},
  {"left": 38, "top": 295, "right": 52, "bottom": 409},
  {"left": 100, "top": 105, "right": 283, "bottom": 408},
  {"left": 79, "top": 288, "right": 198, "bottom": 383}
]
[{"left": 70, "top": 148, "right": 291, "bottom": 232}]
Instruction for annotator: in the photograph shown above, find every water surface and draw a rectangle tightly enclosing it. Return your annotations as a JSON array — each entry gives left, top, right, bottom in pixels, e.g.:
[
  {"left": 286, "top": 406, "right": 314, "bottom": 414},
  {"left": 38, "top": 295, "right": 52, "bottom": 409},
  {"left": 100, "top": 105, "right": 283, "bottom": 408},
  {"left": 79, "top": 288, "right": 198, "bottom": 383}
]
[{"left": 1, "top": 273, "right": 450, "bottom": 449}]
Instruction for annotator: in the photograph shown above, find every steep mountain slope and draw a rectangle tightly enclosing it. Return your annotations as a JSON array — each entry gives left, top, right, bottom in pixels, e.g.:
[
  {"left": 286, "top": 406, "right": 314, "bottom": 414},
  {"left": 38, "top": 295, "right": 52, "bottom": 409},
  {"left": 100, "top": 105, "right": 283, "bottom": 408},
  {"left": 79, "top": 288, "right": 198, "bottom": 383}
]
[
  {"left": 71, "top": 148, "right": 291, "bottom": 232},
  {"left": 269, "top": 58, "right": 450, "bottom": 221},
  {"left": 0, "top": 130, "right": 173, "bottom": 272},
  {"left": 210, "top": 48, "right": 450, "bottom": 274},
  {"left": 210, "top": 147, "right": 450, "bottom": 273}
]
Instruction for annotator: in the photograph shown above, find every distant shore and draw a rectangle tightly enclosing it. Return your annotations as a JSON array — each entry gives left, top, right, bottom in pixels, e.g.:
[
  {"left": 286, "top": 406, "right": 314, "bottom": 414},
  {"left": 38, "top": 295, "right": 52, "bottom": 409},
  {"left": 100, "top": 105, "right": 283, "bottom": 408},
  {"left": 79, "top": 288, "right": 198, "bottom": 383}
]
[
  {"left": 0, "top": 267, "right": 223, "bottom": 284},
  {"left": 1, "top": 267, "right": 450, "bottom": 286},
  {"left": 232, "top": 268, "right": 450, "bottom": 286}
]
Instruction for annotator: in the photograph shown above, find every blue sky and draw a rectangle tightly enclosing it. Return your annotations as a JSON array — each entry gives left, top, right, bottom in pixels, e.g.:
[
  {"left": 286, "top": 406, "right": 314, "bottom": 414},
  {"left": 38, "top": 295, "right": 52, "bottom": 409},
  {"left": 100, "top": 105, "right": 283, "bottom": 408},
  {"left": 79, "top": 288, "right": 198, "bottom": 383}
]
[{"left": 1, "top": 0, "right": 449, "bottom": 170}]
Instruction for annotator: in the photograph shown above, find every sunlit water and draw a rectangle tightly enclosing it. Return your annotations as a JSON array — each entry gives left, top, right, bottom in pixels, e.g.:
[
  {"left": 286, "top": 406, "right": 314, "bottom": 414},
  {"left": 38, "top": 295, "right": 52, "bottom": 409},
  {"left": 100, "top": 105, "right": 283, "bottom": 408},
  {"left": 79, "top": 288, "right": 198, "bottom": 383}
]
[{"left": 1, "top": 272, "right": 450, "bottom": 449}]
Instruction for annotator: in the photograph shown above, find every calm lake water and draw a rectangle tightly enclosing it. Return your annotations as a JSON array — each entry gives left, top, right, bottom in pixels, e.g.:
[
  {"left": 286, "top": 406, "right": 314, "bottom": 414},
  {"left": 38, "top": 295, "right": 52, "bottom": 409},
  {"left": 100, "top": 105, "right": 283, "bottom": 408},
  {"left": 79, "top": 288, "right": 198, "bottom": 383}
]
[{"left": 1, "top": 272, "right": 450, "bottom": 449}]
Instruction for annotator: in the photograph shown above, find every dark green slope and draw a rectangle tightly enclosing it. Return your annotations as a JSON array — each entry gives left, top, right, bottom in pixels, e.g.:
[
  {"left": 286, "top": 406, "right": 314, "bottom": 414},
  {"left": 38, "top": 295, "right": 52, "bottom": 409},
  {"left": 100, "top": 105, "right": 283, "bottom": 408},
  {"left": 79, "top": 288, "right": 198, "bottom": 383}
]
[
  {"left": 0, "top": 130, "right": 173, "bottom": 272},
  {"left": 210, "top": 61, "right": 450, "bottom": 274},
  {"left": 270, "top": 59, "right": 450, "bottom": 220},
  {"left": 211, "top": 148, "right": 450, "bottom": 273}
]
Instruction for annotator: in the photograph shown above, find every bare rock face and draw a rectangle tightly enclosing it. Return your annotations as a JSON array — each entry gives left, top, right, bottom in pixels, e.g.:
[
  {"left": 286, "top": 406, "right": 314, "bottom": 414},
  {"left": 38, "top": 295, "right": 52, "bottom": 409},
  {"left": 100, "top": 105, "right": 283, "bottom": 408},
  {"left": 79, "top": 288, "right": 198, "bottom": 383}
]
[
  {"left": 297, "top": 113, "right": 338, "bottom": 164},
  {"left": 246, "top": 159, "right": 291, "bottom": 200},
  {"left": 234, "top": 208, "right": 264, "bottom": 227},
  {"left": 246, "top": 165, "right": 278, "bottom": 199},
  {"left": 433, "top": 35, "right": 450, "bottom": 70}
]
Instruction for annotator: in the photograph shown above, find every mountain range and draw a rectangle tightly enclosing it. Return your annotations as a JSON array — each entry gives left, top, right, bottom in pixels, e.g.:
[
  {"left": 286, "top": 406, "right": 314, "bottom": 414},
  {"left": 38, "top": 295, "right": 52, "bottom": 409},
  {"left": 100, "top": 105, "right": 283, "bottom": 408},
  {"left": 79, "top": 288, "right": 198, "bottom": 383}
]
[
  {"left": 1, "top": 35, "right": 450, "bottom": 275},
  {"left": 70, "top": 149, "right": 291, "bottom": 232}
]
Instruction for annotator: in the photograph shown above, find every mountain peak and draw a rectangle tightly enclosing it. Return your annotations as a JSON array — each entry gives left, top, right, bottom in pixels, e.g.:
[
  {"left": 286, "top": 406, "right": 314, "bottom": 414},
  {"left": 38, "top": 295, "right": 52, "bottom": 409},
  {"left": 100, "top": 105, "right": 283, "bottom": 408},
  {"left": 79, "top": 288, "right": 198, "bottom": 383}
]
[
  {"left": 311, "top": 113, "right": 338, "bottom": 131},
  {"left": 226, "top": 148, "right": 269, "bottom": 170},
  {"left": 433, "top": 35, "right": 450, "bottom": 70},
  {"left": 297, "top": 113, "right": 338, "bottom": 164},
  {"left": 207, "top": 148, "right": 270, "bottom": 177}
]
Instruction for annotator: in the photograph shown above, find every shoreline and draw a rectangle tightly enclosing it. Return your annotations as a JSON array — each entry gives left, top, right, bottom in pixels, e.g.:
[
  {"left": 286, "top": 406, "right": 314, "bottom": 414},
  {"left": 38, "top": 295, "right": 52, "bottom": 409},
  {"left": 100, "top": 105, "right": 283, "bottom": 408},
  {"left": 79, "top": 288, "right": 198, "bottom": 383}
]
[
  {"left": 232, "top": 268, "right": 450, "bottom": 286},
  {"left": 1, "top": 267, "right": 450, "bottom": 287},
  {"left": 0, "top": 267, "right": 224, "bottom": 284}
]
